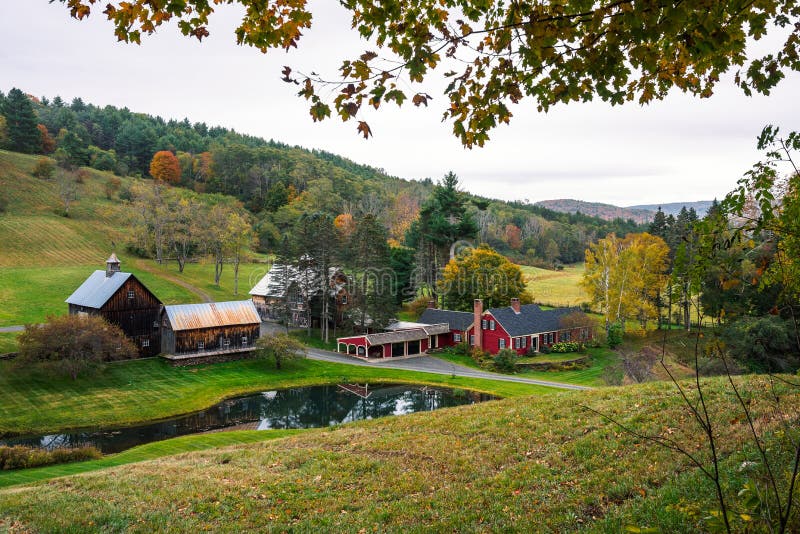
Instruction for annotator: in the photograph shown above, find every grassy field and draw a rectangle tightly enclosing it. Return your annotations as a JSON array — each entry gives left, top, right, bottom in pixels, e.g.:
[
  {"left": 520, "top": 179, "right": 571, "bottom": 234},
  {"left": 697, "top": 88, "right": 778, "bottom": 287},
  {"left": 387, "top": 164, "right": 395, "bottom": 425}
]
[
  {"left": 522, "top": 263, "right": 588, "bottom": 307},
  {"left": 0, "top": 357, "right": 554, "bottom": 437},
  {"left": 1, "top": 375, "right": 796, "bottom": 532}
]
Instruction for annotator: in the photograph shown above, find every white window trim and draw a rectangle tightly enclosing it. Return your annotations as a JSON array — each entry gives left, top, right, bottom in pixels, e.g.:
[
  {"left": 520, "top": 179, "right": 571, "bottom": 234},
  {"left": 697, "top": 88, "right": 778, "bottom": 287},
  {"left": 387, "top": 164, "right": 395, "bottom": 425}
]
[
  {"left": 141, "top": 339, "right": 150, "bottom": 348},
  {"left": 453, "top": 333, "right": 462, "bottom": 343},
  {"left": 127, "top": 290, "right": 135, "bottom": 299},
  {"left": 198, "top": 341, "right": 205, "bottom": 350}
]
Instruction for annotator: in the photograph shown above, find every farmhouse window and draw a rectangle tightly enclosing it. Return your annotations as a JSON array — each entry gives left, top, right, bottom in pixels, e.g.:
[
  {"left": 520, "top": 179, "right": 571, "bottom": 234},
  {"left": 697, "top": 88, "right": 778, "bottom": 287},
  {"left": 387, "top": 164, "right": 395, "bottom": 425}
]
[
  {"left": 142, "top": 339, "right": 150, "bottom": 348},
  {"left": 481, "top": 319, "right": 488, "bottom": 330},
  {"left": 469, "top": 335, "right": 475, "bottom": 346},
  {"left": 453, "top": 333, "right": 462, "bottom": 343},
  {"left": 489, "top": 320, "right": 496, "bottom": 330},
  {"left": 127, "top": 290, "right": 134, "bottom": 299},
  {"left": 521, "top": 337, "right": 527, "bottom": 348},
  {"left": 198, "top": 341, "right": 204, "bottom": 350},
  {"left": 498, "top": 339, "right": 506, "bottom": 349},
  {"left": 513, "top": 338, "right": 520, "bottom": 349}
]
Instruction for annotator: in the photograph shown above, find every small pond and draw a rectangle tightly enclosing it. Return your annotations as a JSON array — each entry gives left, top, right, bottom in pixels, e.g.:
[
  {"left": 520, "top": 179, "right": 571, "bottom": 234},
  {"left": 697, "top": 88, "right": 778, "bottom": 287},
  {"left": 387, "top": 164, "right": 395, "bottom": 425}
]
[{"left": 1, "top": 384, "right": 496, "bottom": 454}]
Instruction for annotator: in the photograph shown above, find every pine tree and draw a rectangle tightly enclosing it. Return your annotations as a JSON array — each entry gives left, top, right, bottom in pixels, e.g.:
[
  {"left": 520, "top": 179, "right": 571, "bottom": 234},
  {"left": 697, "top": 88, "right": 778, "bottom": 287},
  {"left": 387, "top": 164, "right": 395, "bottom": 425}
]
[
  {"left": 2, "top": 88, "right": 41, "bottom": 154},
  {"left": 346, "top": 214, "right": 394, "bottom": 330},
  {"left": 648, "top": 207, "right": 668, "bottom": 239}
]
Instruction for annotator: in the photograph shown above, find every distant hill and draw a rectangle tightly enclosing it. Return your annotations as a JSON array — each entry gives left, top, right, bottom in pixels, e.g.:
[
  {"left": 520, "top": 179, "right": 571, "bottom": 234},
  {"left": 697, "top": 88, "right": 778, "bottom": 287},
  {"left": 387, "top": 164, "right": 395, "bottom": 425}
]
[
  {"left": 534, "top": 199, "right": 715, "bottom": 223},
  {"left": 533, "top": 199, "right": 656, "bottom": 224},
  {"left": 628, "top": 201, "right": 714, "bottom": 218}
]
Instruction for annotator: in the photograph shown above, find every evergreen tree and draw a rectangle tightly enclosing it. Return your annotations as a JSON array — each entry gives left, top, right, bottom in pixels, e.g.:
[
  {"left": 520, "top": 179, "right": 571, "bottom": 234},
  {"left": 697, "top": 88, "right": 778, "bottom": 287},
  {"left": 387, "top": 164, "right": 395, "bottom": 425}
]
[
  {"left": 406, "top": 172, "right": 478, "bottom": 302},
  {"left": 2, "top": 88, "right": 41, "bottom": 154},
  {"left": 345, "top": 214, "right": 395, "bottom": 330},
  {"left": 648, "top": 207, "right": 668, "bottom": 239}
]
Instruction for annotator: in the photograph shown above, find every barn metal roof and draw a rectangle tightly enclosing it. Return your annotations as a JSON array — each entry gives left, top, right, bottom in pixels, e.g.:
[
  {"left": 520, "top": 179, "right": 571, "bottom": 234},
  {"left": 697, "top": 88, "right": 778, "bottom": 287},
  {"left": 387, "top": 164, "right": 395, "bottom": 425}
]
[
  {"left": 65, "top": 270, "right": 132, "bottom": 308},
  {"left": 164, "top": 301, "right": 261, "bottom": 331}
]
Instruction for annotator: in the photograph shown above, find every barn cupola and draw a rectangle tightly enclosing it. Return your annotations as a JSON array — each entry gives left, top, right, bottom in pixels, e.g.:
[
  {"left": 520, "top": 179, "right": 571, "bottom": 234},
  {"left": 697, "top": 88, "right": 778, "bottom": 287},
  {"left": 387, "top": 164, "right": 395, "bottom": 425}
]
[{"left": 105, "top": 253, "right": 121, "bottom": 277}]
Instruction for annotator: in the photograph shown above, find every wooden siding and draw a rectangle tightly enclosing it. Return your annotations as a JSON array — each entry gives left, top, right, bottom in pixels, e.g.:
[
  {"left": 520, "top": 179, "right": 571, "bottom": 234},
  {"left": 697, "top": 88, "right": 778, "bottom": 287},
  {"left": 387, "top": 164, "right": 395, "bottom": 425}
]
[
  {"left": 68, "top": 276, "right": 162, "bottom": 358},
  {"left": 162, "top": 321, "right": 260, "bottom": 356}
]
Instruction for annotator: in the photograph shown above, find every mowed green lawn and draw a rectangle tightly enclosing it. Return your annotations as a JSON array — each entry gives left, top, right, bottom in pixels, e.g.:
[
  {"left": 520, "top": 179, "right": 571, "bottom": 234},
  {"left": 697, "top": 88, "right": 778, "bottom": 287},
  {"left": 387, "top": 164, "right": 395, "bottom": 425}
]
[
  {"left": 0, "top": 263, "right": 201, "bottom": 327},
  {"left": 0, "top": 357, "right": 554, "bottom": 437},
  {"left": 522, "top": 263, "right": 588, "bottom": 307}
]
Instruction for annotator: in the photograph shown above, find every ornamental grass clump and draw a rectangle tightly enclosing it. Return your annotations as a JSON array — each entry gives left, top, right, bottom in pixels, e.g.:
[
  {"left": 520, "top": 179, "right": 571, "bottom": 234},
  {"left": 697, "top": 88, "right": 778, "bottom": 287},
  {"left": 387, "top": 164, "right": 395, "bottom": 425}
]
[{"left": 0, "top": 445, "right": 101, "bottom": 471}]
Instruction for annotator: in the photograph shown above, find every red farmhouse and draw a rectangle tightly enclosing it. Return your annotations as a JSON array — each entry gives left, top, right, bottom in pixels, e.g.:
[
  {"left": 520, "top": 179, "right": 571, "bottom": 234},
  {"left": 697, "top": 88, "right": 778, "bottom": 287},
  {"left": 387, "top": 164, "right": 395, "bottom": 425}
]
[{"left": 336, "top": 298, "right": 592, "bottom": 360}]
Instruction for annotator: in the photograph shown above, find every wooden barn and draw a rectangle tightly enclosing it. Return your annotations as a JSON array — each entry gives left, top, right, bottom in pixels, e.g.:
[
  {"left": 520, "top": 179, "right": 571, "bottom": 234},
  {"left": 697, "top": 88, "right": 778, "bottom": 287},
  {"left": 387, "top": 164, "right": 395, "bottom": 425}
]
[
  {"left": 160, "top": 300, "right": 261, "bottom": 363},
  {"left": 65, "top": 254, "right": 162, "bottom": 357}
]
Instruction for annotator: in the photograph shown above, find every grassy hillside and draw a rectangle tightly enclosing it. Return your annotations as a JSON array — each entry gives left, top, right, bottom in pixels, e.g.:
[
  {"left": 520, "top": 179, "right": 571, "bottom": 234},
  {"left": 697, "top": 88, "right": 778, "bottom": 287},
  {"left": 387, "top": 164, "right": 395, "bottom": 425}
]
[
  {"left": 522, "top": 263, "right": 588, "bottom": 307},
  {"left": 0, "top": 151, "right": 267, "bottom": 330},
  {"left": 1, "top": 375, "right": 796, "bottom": 532}
]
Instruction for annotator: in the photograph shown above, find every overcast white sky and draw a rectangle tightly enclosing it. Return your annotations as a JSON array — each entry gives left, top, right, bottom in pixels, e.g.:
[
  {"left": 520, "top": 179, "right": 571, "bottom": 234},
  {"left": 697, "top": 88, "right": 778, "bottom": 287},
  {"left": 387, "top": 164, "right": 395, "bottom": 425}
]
[{"left": 2, "top": 1, "right": 799, "bottom": 206}]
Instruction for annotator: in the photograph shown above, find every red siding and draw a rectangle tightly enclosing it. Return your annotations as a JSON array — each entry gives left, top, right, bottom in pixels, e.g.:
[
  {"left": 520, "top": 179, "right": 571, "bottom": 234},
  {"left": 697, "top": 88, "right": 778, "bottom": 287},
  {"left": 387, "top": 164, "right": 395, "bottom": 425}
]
[{"left": 478, "top": 313, "right": 511, "bottom": 355}]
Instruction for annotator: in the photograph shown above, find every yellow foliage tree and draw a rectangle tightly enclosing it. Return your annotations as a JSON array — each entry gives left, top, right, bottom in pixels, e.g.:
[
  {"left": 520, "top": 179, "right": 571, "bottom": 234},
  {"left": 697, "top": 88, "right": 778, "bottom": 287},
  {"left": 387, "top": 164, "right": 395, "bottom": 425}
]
[
  {"left": 438, "top": 244, "right": 532, "bottom": 311},
  {"left": 583, "top": 232, "right": 669, "bottom": 334}
]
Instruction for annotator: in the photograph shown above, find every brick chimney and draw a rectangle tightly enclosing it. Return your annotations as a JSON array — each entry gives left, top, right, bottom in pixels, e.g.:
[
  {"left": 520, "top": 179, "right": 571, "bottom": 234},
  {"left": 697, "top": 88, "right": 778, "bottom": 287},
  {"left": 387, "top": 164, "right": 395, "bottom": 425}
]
[
  {"left": 428, "top": 299, "right": 437, "bottom": 309},
  {"left": 473, "top": 299, "right": 483, "bottom": 349},
  {"left": 511, "top": 297, "right": 521, "bottom": 314}
]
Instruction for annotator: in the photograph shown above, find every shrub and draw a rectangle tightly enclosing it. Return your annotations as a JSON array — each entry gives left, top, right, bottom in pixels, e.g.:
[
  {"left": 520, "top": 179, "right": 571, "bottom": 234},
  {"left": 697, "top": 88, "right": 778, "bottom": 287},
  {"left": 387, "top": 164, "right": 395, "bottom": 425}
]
[
  {"left": 492, "top": 348, "right": 518, "bottom": 373},
  {"left": 539, "top": 344, "right": 551, "bottom": 354},
  {"left": 550, "top": 341, "right": 582, "bottom": 353},
  {"left": 452, "top": 340, "right": 472, "bottom": 357},
  {"left": 32, "top": 156, "right": 55, "bottom": 179},
  {"left": 16, "top": 315, "right": 138, "bottom": 379},
  {"left": 0, "top": 445, "right": 101, "bottom": 471},
  {"left": 469, "top": 347, "right": 492, "bottom": 369}
]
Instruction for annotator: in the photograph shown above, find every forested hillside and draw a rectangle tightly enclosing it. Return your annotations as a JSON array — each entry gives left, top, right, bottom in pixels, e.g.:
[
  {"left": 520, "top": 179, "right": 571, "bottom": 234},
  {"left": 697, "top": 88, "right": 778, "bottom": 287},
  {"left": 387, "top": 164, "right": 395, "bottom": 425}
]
[{"left": 0, "top": 88, "right": 645, "bottom": 265}]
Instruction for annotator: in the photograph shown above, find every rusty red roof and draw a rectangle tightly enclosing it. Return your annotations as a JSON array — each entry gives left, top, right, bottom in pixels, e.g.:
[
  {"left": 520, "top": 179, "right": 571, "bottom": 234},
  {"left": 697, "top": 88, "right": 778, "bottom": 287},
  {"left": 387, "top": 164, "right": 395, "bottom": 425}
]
[{"left": 164, "top": 301, "right": 261, "bottom": 331}]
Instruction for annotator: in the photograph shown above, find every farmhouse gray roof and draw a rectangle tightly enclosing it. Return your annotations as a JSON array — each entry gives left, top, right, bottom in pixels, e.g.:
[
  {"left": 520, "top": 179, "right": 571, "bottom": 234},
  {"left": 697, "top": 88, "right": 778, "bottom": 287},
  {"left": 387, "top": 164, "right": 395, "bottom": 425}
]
[
  {"left": 418, "top": 308, "right": 474, "bottom": 331},
  {"left": 65, "top": 270, "right": 132, "bottom": 308},
  {"left": 164, "top": 301, "right": 261, "bottom": 331},
  {"left": 487, "top": 304, "right": 580, "bottom": 337}
]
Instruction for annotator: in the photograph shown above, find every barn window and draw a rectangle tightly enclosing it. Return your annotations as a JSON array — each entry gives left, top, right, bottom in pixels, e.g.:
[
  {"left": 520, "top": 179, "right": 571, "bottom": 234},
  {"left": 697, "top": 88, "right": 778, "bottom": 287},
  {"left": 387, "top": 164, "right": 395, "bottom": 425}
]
[
  {"left": 127, "top": 290, "right": 134, "bottom": 299},
  {"left": 223, "top": 338, "right": 231, "bottom": 348},
  {"left": 242, "top": 336, "right": 248, "bottom": 346},
  {"left": 142, "top": 339, "right": 150, "bottom": 348},
  {"left": 341, "top": 295, "right": 347, "bottom": 304},
  {"left": 153, "top": 321, "right": 159, "bottom": 329},
  {"left": 198, "top": 341, "right": 204, "bottom": 350}
]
